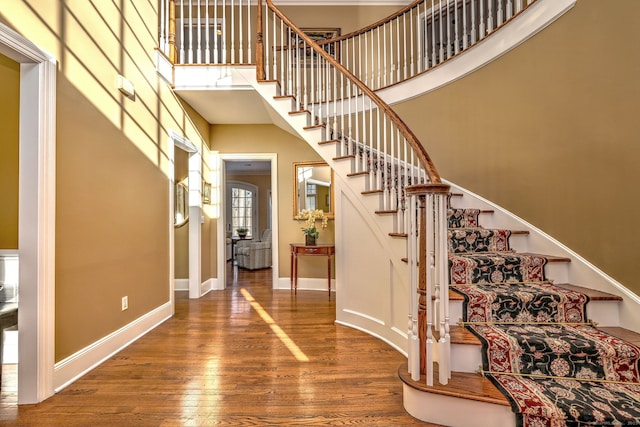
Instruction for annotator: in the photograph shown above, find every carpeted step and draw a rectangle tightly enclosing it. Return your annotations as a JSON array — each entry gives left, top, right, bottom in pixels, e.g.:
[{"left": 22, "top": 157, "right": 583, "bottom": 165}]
[
  {"left": 448, "top": 208, "right": 480, "bottom": 228},
  {"left": 449, "top": 253, "right": 547, "bottom": 285},
  {"left": 449, "top": 228, "right": 512, "bottom": 253},
  {"left": 470, "top": 324, "right": 640, "bottom": 381},
  {"left": 451, "top": 281, "right": 589, "bottom": 323}
]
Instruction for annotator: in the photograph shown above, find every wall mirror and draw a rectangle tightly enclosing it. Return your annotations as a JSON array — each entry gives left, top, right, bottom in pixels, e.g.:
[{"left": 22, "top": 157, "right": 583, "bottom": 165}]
[{"left": 293, "top": 161, "right": 334, "bottom": 218}]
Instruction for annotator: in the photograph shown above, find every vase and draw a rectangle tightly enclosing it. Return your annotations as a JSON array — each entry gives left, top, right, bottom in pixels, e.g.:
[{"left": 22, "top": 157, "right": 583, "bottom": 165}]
[{"left": 305, "top": 235, "right": 316, "bottom": 246}]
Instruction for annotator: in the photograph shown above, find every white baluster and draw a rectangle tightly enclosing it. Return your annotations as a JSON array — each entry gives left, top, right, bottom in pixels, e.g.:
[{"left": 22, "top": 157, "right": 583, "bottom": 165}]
[
  {"left": 416, "top": 6, "right": 422, "bottom": 72},
  {"left": 409, "top": 10, "right": 414, "bottom": 77},
  {"left": 471, "top": 0, "right": 477, "bottom": 43},
  {"left": 230, "top": 0, "right": 235, "bottom": 64},
  {"left": 196, "top": 0, "right": 202, "bottom": 64},
  {"left": 516, "top": 0, "right": 523, "bottom": 13},
  {"left": 377, "top": 27, "right": 382, "bottom": 89},
  {"left": 204, "top": 0, "right": 210, "bottom": 63},
  {"left": 188, "top": 0, "right": 193, "bottom": 63},
  {"left": 462, "top": 0, "right": 468, "bottom": 49},
  {"left": 402, "top": 15, "right": 407, "bottom": 81},
  {"left": 247, "top": 0, "right": 251, "bottom": 63},
  {"left": 437, "top": 193, "right": 450, "bottom": 384},
  {"left": 383, "top": 23, "right": 387, "bottom": 87},
  {"left": 454, "top": 0, "right": 459, "bottom": 55},
  {"left": 239, "top": 0, "right": 243, "bottom": 63},
  {"left": 213, "top": 0, "right": 219, "bottom": 63},
  {"left": 479, "top": 0, "right": 486, "bottom": 38},
  {"left": 498, "top": 0, "right": 504, "bottom": 26},
  {"left": 506, "top": 0, "right": 513, "bottom": 19},
  {"left": 397, "top": 17, "right": 401, "bottom": 83},
  {"left": 222, "top": 0, "right": 227, "bottom": 63},
  {"left": 446, "top": 0, "right": 451, "bottom": 59},
  {"left": 488, "top": 0, "right": 494, "bottom": 33},
  {"left": 431, "top": 1, "right": 436, "bottom": 68},
  {"left": 425, "top": 193, "right": 435, "bottom": 387}
]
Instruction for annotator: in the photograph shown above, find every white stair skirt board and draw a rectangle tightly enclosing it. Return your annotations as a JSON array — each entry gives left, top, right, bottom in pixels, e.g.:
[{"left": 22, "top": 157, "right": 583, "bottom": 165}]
[{"left": 403, "top": 384, "right": 516, "bottom": 427}]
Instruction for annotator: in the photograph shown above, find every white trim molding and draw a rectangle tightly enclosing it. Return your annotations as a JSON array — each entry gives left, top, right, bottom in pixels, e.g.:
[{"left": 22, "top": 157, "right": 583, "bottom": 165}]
[
  {"left": 0, "top": 23, "right": 57, "bottom": 404},
  {"left": 54, "top": 303, "right": 173, "bottom": 392}
]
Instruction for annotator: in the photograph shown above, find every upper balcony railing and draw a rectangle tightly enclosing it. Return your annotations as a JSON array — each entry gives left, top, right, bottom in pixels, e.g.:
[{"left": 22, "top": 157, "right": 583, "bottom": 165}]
[
  {"left": 159, "top": 0, "right": 256, "bottom": 65},
  {"left": 318, "top": 0, "right": 538, "bottom": 91}
]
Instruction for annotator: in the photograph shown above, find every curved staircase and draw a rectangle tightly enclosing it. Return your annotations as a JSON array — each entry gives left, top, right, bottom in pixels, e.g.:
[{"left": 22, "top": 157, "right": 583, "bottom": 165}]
[{"left": 400, "top": 198, "right": 640, "bottom": 426}]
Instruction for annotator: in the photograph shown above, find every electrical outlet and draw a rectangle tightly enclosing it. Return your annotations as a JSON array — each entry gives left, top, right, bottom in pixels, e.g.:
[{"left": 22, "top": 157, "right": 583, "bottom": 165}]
[{"left": 121, "top": 296, "right": 128, "bottom": 311}]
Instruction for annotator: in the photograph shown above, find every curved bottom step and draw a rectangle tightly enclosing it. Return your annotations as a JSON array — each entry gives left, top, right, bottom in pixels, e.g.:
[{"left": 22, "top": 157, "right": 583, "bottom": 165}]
[{"left": 399, "top": 365, "right": 516, "bottom": 427}]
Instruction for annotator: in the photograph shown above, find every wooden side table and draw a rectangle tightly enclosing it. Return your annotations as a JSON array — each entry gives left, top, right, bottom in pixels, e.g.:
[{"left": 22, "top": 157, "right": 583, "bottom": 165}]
[{"left": 290, "top": 244, "right": 335, "bottom": 297}]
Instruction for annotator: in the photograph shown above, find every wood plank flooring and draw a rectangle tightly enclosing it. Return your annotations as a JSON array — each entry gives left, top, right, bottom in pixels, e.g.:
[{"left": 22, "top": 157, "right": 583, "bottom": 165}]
[{"left": 1, "top": 267, "right": 438, "bottom": 426}]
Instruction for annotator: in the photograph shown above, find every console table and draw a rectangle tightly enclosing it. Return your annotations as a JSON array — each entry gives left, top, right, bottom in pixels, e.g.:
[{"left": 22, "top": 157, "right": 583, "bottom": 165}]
[{"left": 290, "top": 244, "right": 335, "bottom": 297}]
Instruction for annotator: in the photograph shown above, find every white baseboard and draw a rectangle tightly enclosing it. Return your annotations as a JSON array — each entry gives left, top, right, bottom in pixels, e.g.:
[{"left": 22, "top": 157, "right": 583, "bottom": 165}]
[
  {"left": 53, "top": 301, "right": 173, "bottom": 392},
  {"left": 174, "top": 278, "right": 189, "bottom": 291},
  {"left": 276, "top": 277, "right": 335, "bottom": 292}
]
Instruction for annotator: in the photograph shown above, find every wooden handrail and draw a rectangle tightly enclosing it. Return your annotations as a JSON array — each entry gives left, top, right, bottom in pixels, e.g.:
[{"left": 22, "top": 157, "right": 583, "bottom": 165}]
[
  {"left": 318, "top": 0, "right": 422, "bottom": 46},
  {"left": 262, "top": 0, "right": 443, "bottom": 185}
]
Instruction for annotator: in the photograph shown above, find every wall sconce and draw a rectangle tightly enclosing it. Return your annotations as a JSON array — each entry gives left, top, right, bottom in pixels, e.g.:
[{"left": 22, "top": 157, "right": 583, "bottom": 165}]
[{"left": 117, "top": 75, "right": 135, "bottom": 99}]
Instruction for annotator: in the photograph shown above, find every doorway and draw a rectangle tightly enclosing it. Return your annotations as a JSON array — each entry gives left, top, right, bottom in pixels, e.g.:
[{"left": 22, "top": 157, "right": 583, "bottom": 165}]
[
  {"left": 217, "top": 154, "right": 279, "bottom": 289},
  {"left": 0, "top": 23, "right": 57, "bottom": 403}
]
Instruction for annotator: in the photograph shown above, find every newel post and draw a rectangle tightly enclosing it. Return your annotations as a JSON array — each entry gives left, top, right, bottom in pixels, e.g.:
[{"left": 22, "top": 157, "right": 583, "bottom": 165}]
[
  {"left": 256, "top": 0, "right": 265, "bottom": 80},
  {"left": 405, "top": 183, "right": 450, "bottom": 386}
]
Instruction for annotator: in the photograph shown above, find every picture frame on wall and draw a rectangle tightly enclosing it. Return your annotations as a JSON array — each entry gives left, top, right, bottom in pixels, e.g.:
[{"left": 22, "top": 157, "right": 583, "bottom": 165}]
[{"left": 292, "top": 28, "right": 341, "bottom": 63}]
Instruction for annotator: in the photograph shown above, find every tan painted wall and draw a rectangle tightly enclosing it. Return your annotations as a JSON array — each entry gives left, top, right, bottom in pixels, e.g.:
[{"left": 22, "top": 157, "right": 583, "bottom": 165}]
[
  {"left": 279, "top": 5, "right": 398, "bottom": 35},
  {"left": 393, "top": 0, "right": 640, "bottom": 294},
  {"left": 0, "top": 54, "right": 20, "bottom": 249},
  {"left": 1, "top": 2, "right": 207, "bottom": 361},
  {"left": 210, "top": 124, "right": 335, "bottom": 279}
]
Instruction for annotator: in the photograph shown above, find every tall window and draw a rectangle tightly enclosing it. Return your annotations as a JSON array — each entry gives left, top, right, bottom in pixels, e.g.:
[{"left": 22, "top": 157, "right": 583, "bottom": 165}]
[{"left": 231, "top": 187, "right": 253, "bottom": 238}]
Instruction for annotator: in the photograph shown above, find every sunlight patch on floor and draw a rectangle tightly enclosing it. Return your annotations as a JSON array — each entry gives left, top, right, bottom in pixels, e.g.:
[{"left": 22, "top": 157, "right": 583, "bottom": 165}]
[{"left": 240, "top": 288, "right": 309, "bottom": 362}]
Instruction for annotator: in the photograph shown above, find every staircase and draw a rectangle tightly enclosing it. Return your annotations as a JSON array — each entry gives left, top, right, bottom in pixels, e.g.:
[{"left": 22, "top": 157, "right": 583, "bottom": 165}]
[{"left": 400, "top": 196, "right": 640, "bottom": 426}]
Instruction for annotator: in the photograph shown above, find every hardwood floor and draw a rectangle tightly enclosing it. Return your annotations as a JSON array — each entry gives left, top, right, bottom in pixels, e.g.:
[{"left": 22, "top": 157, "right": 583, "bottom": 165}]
[{"left": 1, "top": 266, "right": 438, "bottom": 426}]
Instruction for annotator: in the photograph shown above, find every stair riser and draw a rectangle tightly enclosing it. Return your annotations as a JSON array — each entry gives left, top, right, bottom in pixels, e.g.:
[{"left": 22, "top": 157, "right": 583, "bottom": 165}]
[
  {"left": 403, "top": 385, "right": 515, "bottom": 427},
  {"left": 449, "top": 299, "right": 619, "bottom": 327}
]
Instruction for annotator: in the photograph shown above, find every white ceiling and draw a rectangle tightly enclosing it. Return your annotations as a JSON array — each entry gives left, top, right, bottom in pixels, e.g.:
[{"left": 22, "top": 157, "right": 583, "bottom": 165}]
[{"left": 177, "top": 89, "right": 273, "bottom": 124}]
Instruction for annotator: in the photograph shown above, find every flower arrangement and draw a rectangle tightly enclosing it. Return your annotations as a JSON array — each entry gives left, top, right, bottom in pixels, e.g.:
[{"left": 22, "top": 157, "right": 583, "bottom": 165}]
[{"left": 295, "top": 209, "right": 328, "bottom": 240}]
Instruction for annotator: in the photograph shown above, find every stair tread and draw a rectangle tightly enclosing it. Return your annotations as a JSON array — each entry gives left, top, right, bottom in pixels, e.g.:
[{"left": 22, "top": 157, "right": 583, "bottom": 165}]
[
  {"left": 289, "top": 109, "right": 310, "bottom": 115},
  {"left": 273, "top": 95, "right": 293, "bottom": 99},
  {"left": 518, "top": 252, "right": 571, "bottom": 262},
  {"left": 449, "top": 325, "right": 482, "bottom": 345},
  {"left": 449, "top": 283, "right": 620, "bottom": 301},
  {"left": 554, "top": 283, "right": 623, "bottom": 301},
  {"left": 333, "top": 155, "right": 355, "bottom": 161},
  {"left": 398, "top": 365, "right": 510, "bottom": 406},
  {"left": 389, "top": 233, "right": 407, "bottom": 238},
  {"left": 318, "top": 139, "right": 340, "bottom": 145},
  {"left": 303, "top": 124, "right": 324, "bottom": 130},
  {"left": 347, "top": 171, "right": 369, "bottom": 177},
  {"left": 375, "top": 210, "right": 396, "bottom": 215},
  {"left": 599, "top": 327, "right": 640, "bottom": 346},
  {"left": 362, "top": 189, "right": 384, "bottom": 195}
]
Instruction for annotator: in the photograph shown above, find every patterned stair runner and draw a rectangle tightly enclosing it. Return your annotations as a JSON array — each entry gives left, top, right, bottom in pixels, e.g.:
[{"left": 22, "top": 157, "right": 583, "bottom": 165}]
[{"left": 446, "top": 206, "right": 640, "bottom": 427}]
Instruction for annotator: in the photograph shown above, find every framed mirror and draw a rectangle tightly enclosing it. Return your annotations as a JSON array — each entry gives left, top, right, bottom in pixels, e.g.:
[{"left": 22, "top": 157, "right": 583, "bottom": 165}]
[{"left": 293, "top": 161, "right": 334, "bottom": 218}]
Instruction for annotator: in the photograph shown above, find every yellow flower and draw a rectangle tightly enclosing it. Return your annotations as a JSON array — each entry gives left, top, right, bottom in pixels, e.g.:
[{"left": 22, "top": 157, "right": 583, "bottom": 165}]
[{"left": 295, "top": 209, "right": 328, "bottom": 238}]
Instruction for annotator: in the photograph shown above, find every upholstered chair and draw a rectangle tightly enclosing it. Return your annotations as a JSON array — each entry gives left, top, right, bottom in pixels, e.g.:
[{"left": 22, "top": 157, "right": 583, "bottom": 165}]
[{"left": 236, "top": 229, "right": 272, "bottom": 270}]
